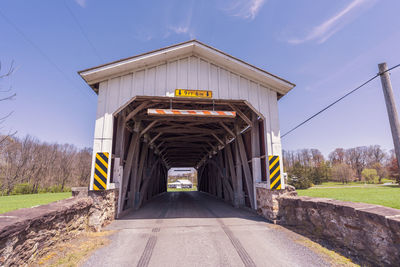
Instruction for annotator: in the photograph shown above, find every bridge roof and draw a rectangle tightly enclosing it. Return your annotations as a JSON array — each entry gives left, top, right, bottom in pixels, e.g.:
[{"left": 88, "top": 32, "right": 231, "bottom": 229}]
[{"left": 78, "top": 40, "right": 295, "bottom": 96}]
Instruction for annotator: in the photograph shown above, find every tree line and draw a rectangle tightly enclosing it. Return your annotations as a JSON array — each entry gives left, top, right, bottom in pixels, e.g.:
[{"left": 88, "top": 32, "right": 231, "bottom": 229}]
[
  {"left": 0, "top": 135, "right": 92, "bottom": 195},
  {"left": 283, "top": 145, "right": 399, "bottom": 189}
]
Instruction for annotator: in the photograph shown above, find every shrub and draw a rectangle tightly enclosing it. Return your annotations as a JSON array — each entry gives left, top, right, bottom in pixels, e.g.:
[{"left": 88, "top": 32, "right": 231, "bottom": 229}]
[{"left": 12, "top": 183, "right": 33, "bottom": 195}]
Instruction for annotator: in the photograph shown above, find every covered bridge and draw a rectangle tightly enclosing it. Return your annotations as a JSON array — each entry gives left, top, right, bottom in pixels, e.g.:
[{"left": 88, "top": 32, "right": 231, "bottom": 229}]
[{"left": 79, "top": 40, "right": 295, "bottom": 217}]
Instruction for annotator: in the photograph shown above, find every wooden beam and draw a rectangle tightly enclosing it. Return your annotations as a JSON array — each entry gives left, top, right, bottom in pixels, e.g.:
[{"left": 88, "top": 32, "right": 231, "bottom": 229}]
[
  {"left": 211, "top": 133, "right": 225, "bottom": 146},
  {"left": 219, "top": 122, "right": 235, "bottom": 138},
  {"left": 125, "top": 101, "right": 149, "bottom": 122},
  {"left": 115, "top": 112, "right": 126, "bottom": 159},
  {"left": 149, "top": 132, "right": 162, "bottom": 145},
  {"left": 228, "top": 103, "right": 252, "bottom": 126},
  {"left": 119, "top": 122, "right": 141, "bottom": 212},
  {"left": 140, "top": 120, "right": 158, "bottom": 136},
  {"left": 237, "top": 133, "right": 255, "bottom": 209}
]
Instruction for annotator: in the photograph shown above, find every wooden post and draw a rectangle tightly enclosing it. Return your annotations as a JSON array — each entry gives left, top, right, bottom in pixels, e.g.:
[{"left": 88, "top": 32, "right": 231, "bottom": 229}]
[
  {"left": 379, "top": 62, "right": 400, "bottom": 172},
  {"left": 234, "top": 126, "right": 245, "bottom": 207},
  {"left": 127, "top": 137, "right": 141, "bottom": 208},
  {"left": 119, "top": 121, "right": 141, "bottom": 213},
  {"left": 237, "top": 133, "right": 255, "bottom": 209},
  {"left": 251, "top": 113, "right": 261, "bottom": 209},
  {"left": 134, "top": 139, "right": 149, "bottom": 208}
]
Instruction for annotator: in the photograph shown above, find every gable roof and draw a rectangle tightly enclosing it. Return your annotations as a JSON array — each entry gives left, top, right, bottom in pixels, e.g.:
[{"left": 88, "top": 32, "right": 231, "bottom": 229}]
[{"left": 78, "top": 40, "right": 295, "bottom": 96}]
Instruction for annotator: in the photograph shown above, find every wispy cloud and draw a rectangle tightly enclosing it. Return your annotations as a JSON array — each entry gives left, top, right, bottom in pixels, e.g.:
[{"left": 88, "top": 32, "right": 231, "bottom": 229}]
[
  {"left": 225, "top": 0, "right": 266, "bottom": 20},
  {"left": 166, "top": 5, "right": 195, "bottom": 39},
  {"left": 289, "top": 0, "right": 374, "bottom": 44},
  {"left": 74, "top": 0, "right": 87, "bottom": 8}
]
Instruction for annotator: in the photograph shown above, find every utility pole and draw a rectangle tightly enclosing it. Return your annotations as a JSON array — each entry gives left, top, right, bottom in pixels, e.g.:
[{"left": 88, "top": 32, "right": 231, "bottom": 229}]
[{"left": 378, "top": 62, "right": 400, "bottom": 172}]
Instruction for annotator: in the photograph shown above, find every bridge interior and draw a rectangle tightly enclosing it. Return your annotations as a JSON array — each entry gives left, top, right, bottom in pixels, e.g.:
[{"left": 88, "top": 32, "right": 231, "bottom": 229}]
[{"left": 112, "top": 96, "right": 267, "bottom": 215}]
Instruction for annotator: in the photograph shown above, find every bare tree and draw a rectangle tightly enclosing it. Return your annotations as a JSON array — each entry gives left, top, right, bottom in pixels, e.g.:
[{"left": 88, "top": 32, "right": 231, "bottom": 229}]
[
  {"left": 0, "top": 61, "right": 17, "bottom": 145},
  {"left": 345, "top": 147, "right": 368, "bottom": 181},
  {"left": 332, "top": 163, "right": 354, "bottom": 184},
  {"left": 329, "top": 148, "right": 345, "bottom": 165}
]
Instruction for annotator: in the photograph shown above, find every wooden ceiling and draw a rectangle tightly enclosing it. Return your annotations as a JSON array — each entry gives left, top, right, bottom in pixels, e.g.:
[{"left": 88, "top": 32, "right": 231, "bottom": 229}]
[{"left": 120, "top": 96, "right": 257, "bottom": 168}]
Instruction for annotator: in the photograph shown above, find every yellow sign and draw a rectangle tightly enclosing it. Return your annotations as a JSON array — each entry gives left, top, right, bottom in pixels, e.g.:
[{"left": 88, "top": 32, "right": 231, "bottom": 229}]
[
  {"left": 94, "top": 152, "right": 109, "bottom": 190},
  {"left": 174, "top": 89, "right": 212, "bottom": 98},
  {"left": 269, "top": 155, "right": 281, "bottom": 190}
]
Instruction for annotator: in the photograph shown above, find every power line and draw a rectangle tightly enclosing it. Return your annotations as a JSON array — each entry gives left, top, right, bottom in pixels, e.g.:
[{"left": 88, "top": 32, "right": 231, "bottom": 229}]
[
  {"left": 0, "top": 8, "right": 95, "bottom": 100},
  {"left": 63, "top": 0, "right": 104, "bottom": 63},
  {"left": 282, "top": 63, "right": 400, "bottom": 138}
]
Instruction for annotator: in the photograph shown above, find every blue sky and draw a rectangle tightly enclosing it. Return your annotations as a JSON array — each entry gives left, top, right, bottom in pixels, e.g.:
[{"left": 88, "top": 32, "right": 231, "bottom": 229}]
[{"left": 1, "top": 0, "right": 400, "bottom": 156}]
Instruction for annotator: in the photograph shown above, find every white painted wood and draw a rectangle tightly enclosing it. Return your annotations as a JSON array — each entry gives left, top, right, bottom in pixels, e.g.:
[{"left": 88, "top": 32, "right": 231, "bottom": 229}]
[
  {"left": 239, "top": 76, "right": 249, "bottom": 100},
  {"left": 134, "top": 70, "right": 145, "bottom": 96},
  {"left": 155, "top": 64, "right": 167, "bottom": 96},
  {"left": 219, "top": 68, "right": 229, "bottom": 99},
  {"left": 230, "top": 73, "right": 239, "bottom": 99},
  {"left": 145, "top": 67, "right": 156, "bottom": 96},
  {"left": 89, "top": 52, "right": 287, "bottom": 191},
  {"left": 248, "top": 81, "right": 259, "bottom": 111},
  {"left": 199, "top": 59, "right": 209, "bottom": 90},
  {"left": 210, "top": 64, "right": 219, "bottom": 98},
  {"left": 120, "top": 74, "right": 132, "bottom": 108},
  {"left": 166, "top": 60, "right": 177, "bottom": 95},
  {"left": 189, "top": 56, "right": 198, "bottom": 89},
  {"left": 177, "top": 57, "right": 188, "bottom": 89}
]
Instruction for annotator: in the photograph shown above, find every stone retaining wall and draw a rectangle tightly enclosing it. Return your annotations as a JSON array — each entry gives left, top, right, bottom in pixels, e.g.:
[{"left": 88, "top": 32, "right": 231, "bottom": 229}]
[
  {"left": 256, "top": 184, "right": 400, "bottom": 266},
  {"left": 0, "top": 189, "right": 118, "bottom": 266}
]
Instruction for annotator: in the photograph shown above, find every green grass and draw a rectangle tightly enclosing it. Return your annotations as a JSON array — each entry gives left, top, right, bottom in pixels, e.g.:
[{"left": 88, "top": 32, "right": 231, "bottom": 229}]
[
  {"left": 297, "top": 185, "right": 400, "bottom": 209},
  {"left": 312, "top": 179, "right": 396, "bottom": 188},
  {"left": 0, "top": 192, "right": 72, "bottom": 214},
  {"left": 167, "top": 186, "right": 197, "bottom": 192}
]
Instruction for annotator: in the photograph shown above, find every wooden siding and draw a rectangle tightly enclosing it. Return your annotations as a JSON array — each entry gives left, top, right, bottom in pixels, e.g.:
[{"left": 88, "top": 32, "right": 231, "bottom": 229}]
[{"left": 90, "top": 54, "right": 283, "bottom": 189}]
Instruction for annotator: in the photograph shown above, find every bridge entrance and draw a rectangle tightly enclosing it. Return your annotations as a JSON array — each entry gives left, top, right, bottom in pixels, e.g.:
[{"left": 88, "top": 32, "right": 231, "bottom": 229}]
[
  {"left": 112, "top": 96, "right": 268, "bottom": 216},
  {"left": 78, "top": 40, "right": 295, "bottom": 218}
]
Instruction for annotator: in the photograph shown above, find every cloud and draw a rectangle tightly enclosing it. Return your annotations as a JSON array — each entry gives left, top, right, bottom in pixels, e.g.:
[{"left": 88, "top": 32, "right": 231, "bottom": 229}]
[
  {"left": 169, "top": 26, "right": 189, "bottom": 35},
  {"left": 166, "top": 5, "right": 195, "bottom": 39},
  {"left": 225, "top": 0, "right": 266, "bottom": 20},
  {"left": 75, "top": 0, "right": 87, "bottom": 8},
  {"left": 289, "top": 0, "right": 374, "bottom": 44}
]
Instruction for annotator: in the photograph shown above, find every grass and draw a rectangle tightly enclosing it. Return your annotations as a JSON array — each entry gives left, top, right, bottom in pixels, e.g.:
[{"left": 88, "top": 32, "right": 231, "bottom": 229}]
[
  {"left": 297, "top": 185, "right": 400, "bottom": 209},
  {"left": 312, "top": 179, "right": 396, "bottom": 188},
  {"left": 167, "top": 186, "right": 197, "bottom": 192},
  {"left": 0, "top": 192, "right": 72, "bottom": 214},
  {"left": 36, "top": 231, "right": 112, "bottom": 266}
]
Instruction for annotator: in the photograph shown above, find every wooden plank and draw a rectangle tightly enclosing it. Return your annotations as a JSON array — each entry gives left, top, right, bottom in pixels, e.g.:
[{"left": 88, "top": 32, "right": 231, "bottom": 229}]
[
  {"left": 119, "top": 122, "right": 141, "bottom": 212},
  {"left": 134, "top": 141, "right": 149, "bottom": 208},
  {"left": 211, "top": 133, "right": 225, "bottom": 146},
  {"left": 234, "top": 137, "right": 245, "bottom": 208},
  {"left": 125, "top": 101, "right": 149, "bottom": 122},
  {"left": 219, "top": 122, "right": 235, "bottom": 137},
  {"left": 114, "top": 112, "right": 126, "bottom": 159},
  {"left": 228, "top": 103, "right": 252, "bottom": 126},
  {"left": 140, "top": 120, "right": 158, "bottom": 136},
  {"left": 127, "top": 137, "right": 141, "bottom": 208},
  {"left": 150, "top": 133, "right": 163, "bottom": 145},
  {"left": 237, "top": 133, "right": 255, "bottom": 209}
]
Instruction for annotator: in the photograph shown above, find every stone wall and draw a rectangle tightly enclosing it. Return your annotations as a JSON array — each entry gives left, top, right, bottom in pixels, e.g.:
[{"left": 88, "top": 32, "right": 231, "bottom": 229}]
[
  {"left": 0, "top": 188, "right": 118, "bottom": 266},
  {"left": 256, "top": 185, "right": 400, "bottom": 266}
]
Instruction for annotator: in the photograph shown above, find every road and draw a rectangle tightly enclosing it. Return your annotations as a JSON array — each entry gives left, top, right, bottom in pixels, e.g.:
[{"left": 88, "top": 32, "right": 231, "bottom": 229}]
[{"left": 82, "top": 191, "right": 339, "bottom": 267}]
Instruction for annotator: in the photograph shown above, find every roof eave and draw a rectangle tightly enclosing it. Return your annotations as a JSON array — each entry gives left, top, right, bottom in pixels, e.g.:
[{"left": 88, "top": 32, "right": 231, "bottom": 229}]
[{"left": 78, "top": 40, "right": 295, "bottom": 96}]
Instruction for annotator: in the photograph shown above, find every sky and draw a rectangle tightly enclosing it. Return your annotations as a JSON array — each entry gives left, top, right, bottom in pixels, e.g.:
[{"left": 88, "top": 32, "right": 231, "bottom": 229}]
[{"left": 1, "top": 0, "right": 400, "bottom": 157}]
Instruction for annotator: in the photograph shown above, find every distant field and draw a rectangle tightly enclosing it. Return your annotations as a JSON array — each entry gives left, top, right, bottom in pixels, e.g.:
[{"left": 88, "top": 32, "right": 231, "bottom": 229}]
[
  {"left": 0, "top": 192, "right": 72, "bottom": 214},
  {"left": 297, "top": 185, "right": 400, "bottom": 209},
  {"left": 168, "top": 186, "right": 197, "bottom": 192},
  {"left": 312, "top": 179, "right": 395, "bottom": 188}
]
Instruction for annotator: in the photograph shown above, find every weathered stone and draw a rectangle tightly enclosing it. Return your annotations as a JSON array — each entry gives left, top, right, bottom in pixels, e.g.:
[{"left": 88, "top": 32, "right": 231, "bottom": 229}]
[
  {"left": 0, "top": 189, "right": 118, "bottom": 266},
  {"left": 255, "top": 188, "right": 400, "bottom": 266}
]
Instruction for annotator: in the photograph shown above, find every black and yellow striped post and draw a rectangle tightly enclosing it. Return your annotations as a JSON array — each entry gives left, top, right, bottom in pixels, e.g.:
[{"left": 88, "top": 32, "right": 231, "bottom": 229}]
[
  {"left": 268, "top": 155, "right": 281, "bottom": 190},
  {"left": 94, "top": 152, "right": 109, "bottom": 190}
]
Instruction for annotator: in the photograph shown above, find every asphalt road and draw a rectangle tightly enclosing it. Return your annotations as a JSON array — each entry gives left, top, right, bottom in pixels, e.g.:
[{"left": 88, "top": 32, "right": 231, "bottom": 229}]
[{"left": 82, "top": 191, "right": 337, "bottom": 267}]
